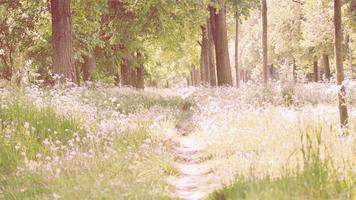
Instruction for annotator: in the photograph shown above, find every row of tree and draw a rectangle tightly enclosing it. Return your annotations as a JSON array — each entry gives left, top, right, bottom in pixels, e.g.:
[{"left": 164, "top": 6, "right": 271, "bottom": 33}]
[
  {"left": 186, "top": 0, "right": 354, "bottom": 127},
  {"left": 0, "top": 0, "right": 355, "bottom": 126},
  {"left": 0, "top": 0, "right": 205, "bottom": 88},
  {"left": 189, "top": 0, "right": 355, "bottom": 88}
]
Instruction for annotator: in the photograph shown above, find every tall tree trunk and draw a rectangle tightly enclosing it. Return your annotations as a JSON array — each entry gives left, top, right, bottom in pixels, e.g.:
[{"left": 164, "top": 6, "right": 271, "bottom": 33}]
[
  {"left": 242, "top": 69, "right": 246, "bottom": 82},
  {"left": 51, "top": 0, "right": 77, "bottom": 84},
  {"left": 262, "top": 0, "right": 268, "bottom": 86},
  {"left": 136, "top": 52, "right": 144, "bottom": 90},
  {"left": 194, "top": 66, "right": 201, "bottom": 86},
  {"left": 313, "top": 60, "right": 319, "bottom": 82},
  {"left": 235, "top": 12, "right": 240, "bottom": 87},
  {"left": 352, "top": 0, "right": 356, "bottom": 25},
  {"left": 201, "top": 26, "right": 210, "bottom": 85},
  {"left": 200, "top": 37, "right": 206, "bottom": 84},
  {"left": 82, "top": 54, "right": 97, "bottom": 81},
  {"left": 187, "top": 77, "right": 191, "bottom": 86},
  {"left": 211, "top": 6, "right": 233, "bottom": 86},
  {"left": 190, "top": 70, "right": 195, "bottom": 86},
  {"left": 0, "top": 55, "right": 12, "bottom": 81},
  {"left": 207, "top": 17, "right": 217, "bottom": 86},
  {"left": 121, "top": 59, "right": 131, "bottom": 86},
  {"left": 130, "top": 67, "right": 137, "bottom": 87},
  {"left": 136, "top": 66, "right": 144, "bottom": 89},
  {"left": 334, "top": 0, "right": 349, "bottom": 127},
  {"left": 348, "top": 35, "right": 353, "bottom": 79},
  {"left": 323, "top": 54, "right": 331, "bottom": 81}
]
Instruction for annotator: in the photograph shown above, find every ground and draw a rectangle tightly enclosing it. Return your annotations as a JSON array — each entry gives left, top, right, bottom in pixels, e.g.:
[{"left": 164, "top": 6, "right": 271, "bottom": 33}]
[{"left": 0, "top": 81, "right": 355, "bottom": 199}]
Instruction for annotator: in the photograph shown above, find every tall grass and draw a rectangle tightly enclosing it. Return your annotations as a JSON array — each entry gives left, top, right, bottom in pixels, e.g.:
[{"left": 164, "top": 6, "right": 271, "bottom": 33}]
[
  {"left": 0, "top": 87, "right": 183, "bottom": 199},
  {"left": 1, "top": 125, "right": 177, "bottom": 199},
  {"left": 0, "top": 100, "right": 82, "bottom": 174},
  {"left": 80, "top": 87, "right": 192, "bottom": 114},
  {"left": 209, "top": 127, "right": 356, "bottom": 200}
]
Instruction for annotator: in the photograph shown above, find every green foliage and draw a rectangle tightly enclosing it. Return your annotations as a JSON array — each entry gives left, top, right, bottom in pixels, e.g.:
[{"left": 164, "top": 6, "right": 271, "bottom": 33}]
[
  {"left": 300, "top": 0, "right": 334, "bottom": 59},
  {"left": 0, "top": 0, "right": 354, "bottom": 83}
]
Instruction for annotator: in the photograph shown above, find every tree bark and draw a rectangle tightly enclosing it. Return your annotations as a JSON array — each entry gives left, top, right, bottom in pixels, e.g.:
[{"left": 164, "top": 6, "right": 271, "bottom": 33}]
[
  {"left": 235, "top": 12, "right": 240, "bottom": 87},
  {"left": 200, "top": 26, "right": 210, "bottom": 85},
  {"left": 121, "top": 59, "right": 131, "bottom": 86},
  {"left": 211, "top": 6, "right": 233, "bottom": 86},
  {"left": 194, "top": 66, "right": 201, "bottom": 86},
  {"left": 190, "top": 70, "right": 195, "bottom": 86},
  {"left": 51, "top": 0, "right": 77, "bottom": 84},
  {"left": 207, "top": 17, "right": 217, "bottom": 86},
  {"left": 348, "top": 35, "right": 353, "bottom": 79},
  {"left": 200, "top": 41, "right": 204, "bottom": 83},
  {"left": 130, "top": 66, "right": 137, "bottom": 88},
  {"left": 313, "top": 60, "right": 319, "bottom": 82},
  {"left": 82, "top": 54, "right": 97, "bottom": 81},
  {"left": 322, "top": 54, "right": 331, "bottom": 81},
  {"left": 136, "top": 66, "right": 144, "bottom": 89},
  {"left": 334, "top": 0, "right": 349, "bottom": 127},
  {"left": 352, "top": 0, "right": 356, "bottom": 13},
  {"left": 136, "top": 52, "right": 144, "bottom": 90},
  {"left": 242, "top": 69, "right": 246, "bottom": 82},
  {"left": 0, "top": 55, "right": 12, "bottom": 81},
  {"left": 187, "top": 77, "right": 191, "bottom": 86},
  {"left": 262, "top": 0, "right": 268, "bottom": 86}
]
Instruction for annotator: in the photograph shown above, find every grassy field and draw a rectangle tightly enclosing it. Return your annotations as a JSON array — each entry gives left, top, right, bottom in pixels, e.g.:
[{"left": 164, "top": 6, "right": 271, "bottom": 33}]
[
  {"left": 191, "top": 82, "right": 356, "bottom": 199},
  {"left": 0, "top": 81, "right": 355, "bottom": 199},
  {"left": 0, "top": 84, "right": 188, "bottom": 199}
]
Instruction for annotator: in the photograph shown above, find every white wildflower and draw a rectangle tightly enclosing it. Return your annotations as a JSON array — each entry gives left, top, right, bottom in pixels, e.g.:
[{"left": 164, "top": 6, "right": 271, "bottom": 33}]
[
  {"left": 53, "top": 193, "right": 61, "bottom": 200},
  {"left": 24, "top": 122, "right": 30, "bottom": 129}
]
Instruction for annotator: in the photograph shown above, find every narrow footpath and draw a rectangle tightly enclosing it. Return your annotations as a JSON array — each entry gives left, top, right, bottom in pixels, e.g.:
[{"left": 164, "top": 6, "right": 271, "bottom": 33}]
[{"left": 168, "top": 103, "right": 218, "bottom": 200}]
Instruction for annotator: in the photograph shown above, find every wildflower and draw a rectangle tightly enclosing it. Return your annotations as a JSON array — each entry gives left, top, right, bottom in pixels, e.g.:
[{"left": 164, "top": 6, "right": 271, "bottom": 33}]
[
  {"left": 0, "top": 49, "right": 4, "bottom": 55},
  {"left": 111, "top": 97, "right": 117, "bottom": 103},
  {"left": 43, "top": 138, "right": 50, "bottom": 145},
  {"left": 53, "top": 193, "right": 61, "bottom": 200},
  {"left": 24, "top": 122, "right": 30, "bottom": 129}
]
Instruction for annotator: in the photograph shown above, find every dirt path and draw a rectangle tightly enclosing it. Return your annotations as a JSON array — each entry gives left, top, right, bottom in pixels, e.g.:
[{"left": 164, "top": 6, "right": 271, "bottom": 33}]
[{"left": 168, "top": 104, "right": 218, "bottom": 200}]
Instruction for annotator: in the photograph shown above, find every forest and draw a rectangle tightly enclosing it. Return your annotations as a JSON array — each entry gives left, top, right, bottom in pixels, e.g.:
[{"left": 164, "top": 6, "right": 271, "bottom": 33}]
[{"left": 0, "top": 0, "right": 356, "bottom": 199}]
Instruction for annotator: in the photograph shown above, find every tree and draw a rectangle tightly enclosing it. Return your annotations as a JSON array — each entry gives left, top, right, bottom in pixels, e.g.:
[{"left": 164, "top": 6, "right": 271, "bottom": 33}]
[
  {"left": 0, "top": 1, "right": 46, "bottom": 81},
  {"left": 136, "top": 51, "right": 144, "bottom": 89},
  {"left": 207, "top": 16, "right": 217, "bottom": 86},
  {"left": 334, "top": 0, "right": 348, "bottom": 127},
  {"left": 200, "top": 26, "right": 211, "bottom": 85},
  {"left": 261, "top": 0, "right": 268, "bottom": 86},
  {"left": 347, "top": 35, "right": 353, "bottom": 78},
  {"left": 210, "top": 6, "right": 233, "bottom": 86},
  {"left": 82, "top": 54, "right": 97, "bottom": 81},
  {"left": 300, "top": 0, "right": 334, "bottom": 81},
  {"left": 323, "top": 54, "right": 331, "bottom": 81},
  {"left": 351, "top": 0, "right": 356, "bottom": 31},
  {"left": 235, "top": 12, "right": 240, "bottom": 87},
  {"left": 121, "top": 59, "right": 131, "bottom": 86},
  {"left": 51, "top": 0, "right": 77, "bottom": 83},
  {"left": 313, "top": 60, "right": 319, "bottom": 82}
]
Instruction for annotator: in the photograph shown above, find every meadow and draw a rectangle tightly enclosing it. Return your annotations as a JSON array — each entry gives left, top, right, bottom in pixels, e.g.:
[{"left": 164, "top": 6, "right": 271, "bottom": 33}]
[{"left": 0, "top": 80, "right": 355, "bottom": 199}]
